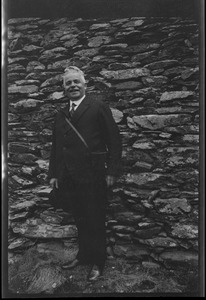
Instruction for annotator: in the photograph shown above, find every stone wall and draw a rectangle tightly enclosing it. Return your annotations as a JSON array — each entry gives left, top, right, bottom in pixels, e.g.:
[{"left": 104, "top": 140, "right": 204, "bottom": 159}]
[{"left": 7, "top": 16, "right": 199, "bottom": 268}]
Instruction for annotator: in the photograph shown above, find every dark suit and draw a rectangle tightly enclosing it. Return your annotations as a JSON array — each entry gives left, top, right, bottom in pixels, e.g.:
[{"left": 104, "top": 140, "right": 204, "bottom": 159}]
[{"left": 48, "top": 95, "right": 122, "bottom": 269}]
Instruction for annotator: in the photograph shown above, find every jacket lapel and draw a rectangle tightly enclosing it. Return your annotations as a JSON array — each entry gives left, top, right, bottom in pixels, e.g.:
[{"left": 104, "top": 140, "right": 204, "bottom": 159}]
[{"left": 71, "top": 96, "right": 91, "bottom": 125}]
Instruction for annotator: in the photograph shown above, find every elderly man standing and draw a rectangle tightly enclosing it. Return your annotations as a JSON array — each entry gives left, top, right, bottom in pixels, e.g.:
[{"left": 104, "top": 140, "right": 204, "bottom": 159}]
[{"left": 48, "top": 66, "right": 122, "bottom": 281}]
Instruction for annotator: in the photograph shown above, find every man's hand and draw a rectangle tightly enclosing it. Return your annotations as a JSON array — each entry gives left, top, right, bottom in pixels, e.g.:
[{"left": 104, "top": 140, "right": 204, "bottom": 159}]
[
  {"left": 49, "top": 178, "right": 58, "bottom": 189},
  {"left": 106, "top": 175, "right": 116, "bottom": 188}
]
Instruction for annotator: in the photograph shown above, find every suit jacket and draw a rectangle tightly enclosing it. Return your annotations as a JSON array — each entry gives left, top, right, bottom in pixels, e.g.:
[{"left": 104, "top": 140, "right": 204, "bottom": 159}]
[{"left": 48, "top": 95, "right": 122, "bottom": 182}]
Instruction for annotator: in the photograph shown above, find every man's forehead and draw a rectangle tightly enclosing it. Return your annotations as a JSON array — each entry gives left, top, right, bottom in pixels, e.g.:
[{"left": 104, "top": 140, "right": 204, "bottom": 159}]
[{"left": 64, "top": 71, "right": 82, "bottom": 81}]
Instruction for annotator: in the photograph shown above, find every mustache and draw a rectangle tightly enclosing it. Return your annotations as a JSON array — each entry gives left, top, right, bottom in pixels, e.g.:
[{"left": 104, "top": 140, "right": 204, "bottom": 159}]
[{"left": 68, "top": 88, "right": 80, "bottom": 92}]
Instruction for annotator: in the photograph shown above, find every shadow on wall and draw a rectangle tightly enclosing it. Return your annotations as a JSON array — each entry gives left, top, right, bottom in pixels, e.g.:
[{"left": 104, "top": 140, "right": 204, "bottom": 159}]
[{"left": 6, "top": 0, "right": 200, "bottom": 21}]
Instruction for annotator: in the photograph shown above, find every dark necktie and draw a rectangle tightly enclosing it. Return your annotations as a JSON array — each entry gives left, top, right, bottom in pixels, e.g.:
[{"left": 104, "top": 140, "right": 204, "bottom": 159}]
[{"left": 70, "top": 102, "right": 76, "bottom": 118}]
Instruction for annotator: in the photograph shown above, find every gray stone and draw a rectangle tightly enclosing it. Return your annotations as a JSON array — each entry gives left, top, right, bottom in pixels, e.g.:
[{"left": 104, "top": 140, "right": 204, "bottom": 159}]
[
  {"left": 131, "top": 50, "right": 156, "bottom": 62},
  {"left": 10, "top": 99, "right": 43, "bottom": 112},
  {"left": 122, "top": 19, "right": 144, "bottom": 27},
  {"left": 36, "top": 241, "right": 78, "bottom": 263},
  {"left": 23, "top": 45, "right": 43, "bottom": 52},
  {"left": 163, "top": 66, "right": 187, "bottom": 76},
  {"left": 165, "top": 154, "right": 198, "bottom": 167},
  {"left": 15, "top": 80, "right": 40, "bottom": 86},
  {"left": 115, "top": 81, "right": 143, "bottom": 90},
  {"left": 40, "top": 211, "right": 63, "bottom": 224},
  {"left": 8, "top": 237, "right": 36, "bottom": 250},
  {"left": 112, "top": 225, "right": 135, "bottom": 233},
  {"left": 141, "top": 76, "right": 168, "bottom": 87},
  {"left": 26, "top": 61, "right": 46, "bottom": 72},
  {"left": 35, "top": 186, "right": 52, "bottom": 196},
  {"left": 26, "top": 72, "right": 60, "bottom": 81},
  {"left": 113, "top": 243, "right": 150, "bottom": 259},
  {"left": 133, "top": 161, "right": 153, "bottom": 170},
  {"left": 12, "top": 221, "right": 77, "bottom": 239},
  {"left": 90, "top": 23, "right": 111, "bottom": 30},
  {"left": 125, "top": 43, "right": 160, "bottom": 54},
  {"left": 47, "top": 91, "right": 65, "bottom": 101},
  {"left": 10, "top": 199, "right": 37, "bottom": 211},
  {"left": 8, "top": 63, "right": 26, "bottom": 73},
  {"left": 39, "top": 129, "right": 53, "bottom": 142},
  {"left": 100, "top": 68, "right": 150, "bottom": 80},
  {"left": 114, "top": 212, "right": 143, "bottom": 225},
  {"left": 159, "top": 250, "right": 198, "bottom": 266},
  {"left": 181, "top": 67, "right": 199, "bottom": 80},
  {"left": 170, "top": 224, "right": 198, "bottom": 239},
  {"left": 156, "top": 106, "right": 198, "bottom": 114},
  {"left": 40, "top": 74, "right": 63, "bottom": 88},
  {"left": 8, "top": 85, "right": 39, "bottom": 94},
  {"left": 64, "top": 38, "right": 79, "bottom": 48},
  {"left": 160, "top": 91, "right": 194, "bottom": 102},
  {"left": 8, "top": 57, "right": 29, "bottom": 65},
  {"left": 74, "top": 48, "right": 99, "bottom": 57},
  {"left": 134, "top": 226, "right": 162, "bottom": 239},
  {"left": 8, "top": 18, "right": 40, "bottom": 24},
  {"left": 144, "top": 60, "right": 179, "bottom": 70},
  {"left": 9, "top": 211, "right": 29, "bottom": 221},
  {"left": 16, "top": 24, "right": 38, "bottom": 31},
  {"left": 182, "top": 134, "right": 199, "bottom": 144},
  {"left": 41, "top": 47, "right": 67, "bottom": 55},
  {"left": 101, "top": 44, "right": 128, "bottom": 52},
  {"left": 111, "top": 108, "right": 123, "bottom": 123},
  {"left": 127, "top": 117, "right": 140, "bottom": 130},
  {"left": 154, "top": 198, "right": 192, "bottom": 214},
  {"left": 132, "top": 141, "right": 156, "bottom": 150},
  {"left": 10, "top": 153, "right": 38, "bottom": 165},
  {"left": 60, "top": 33, "right": 78, "bottom": 41},
  {"left": 88, "top": 36, "right": 112, "bottom": 47},
  {"left": 129, "top": 97, "right": 144, "bottom": 104},
  {"left": 138, "top": 237, "right": 177, "bottom": 248},
  {"left": 132, "top": 114, "right": 192, "bottom": 130},
  {"left": 126, "top": 173, "right": 162, "bottom": 186},
  {"left": 8, "top": 142, "right": 36, "bottom": 154}
]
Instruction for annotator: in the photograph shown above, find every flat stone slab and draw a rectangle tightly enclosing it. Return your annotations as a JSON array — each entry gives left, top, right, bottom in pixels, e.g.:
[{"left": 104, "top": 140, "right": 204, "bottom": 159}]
[
  {"left": 12, "top": 221, "right": 77, "bottom": 239},
  {"left": 114, "top": 212, "right": 143, "bottom": 225},
  {"left": 144, "top": 60, "right": 179, "bottom": 70},
  {"left": 132, "top": 114, "right": 192, "bottom": 130},
  {"left": 88, "top": 36, "right": 112, "bottom": 47},
  {"left": 10, "top": 199, "right": 37, "bottom": 211},
  {"left": 113, "top": 243, "right": 150, "bottom": 259},
  {"left": 126, "top": 173, "right": 162, "bottom": 186},
  {"left": 170, "top": 224, "right": 198, "bottom": 239},
  {"left": 114, "top": 81, "right": 143, "bottom": 90},
  {"left": 89, "top": 23, "right": 111, "bottom": 30},
  {"left": 159, "top": 250, "right": 198, "bottom": 266},
  {"left": 138, "top": 237, "right": 177, "bottom": 248},
  {"left": 160, "top": 91, "right": 194, "bottom": 102},
  {"left": 154, "top": 198, "right": 192, "bottom": 214},
  {"left": 8, "top": 85, "right": 39, "bottom": 94},
  {"left": 100, "top": 68, "right": 150, "bottom": 80}
]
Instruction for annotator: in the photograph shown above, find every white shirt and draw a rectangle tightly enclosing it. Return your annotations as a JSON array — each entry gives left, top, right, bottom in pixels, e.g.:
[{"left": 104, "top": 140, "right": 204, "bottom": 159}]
[{"left": 70, "top": 95, "right": 85, "bottom": 111}]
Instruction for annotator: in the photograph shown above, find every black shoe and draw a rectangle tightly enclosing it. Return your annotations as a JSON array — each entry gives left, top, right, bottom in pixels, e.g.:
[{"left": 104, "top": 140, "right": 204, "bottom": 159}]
[
  {"left": 62, "top": 259, "right": 80, "bottom": 270},
  {"left": 87, "top": 265, "right": 103, "bottom": 282}
]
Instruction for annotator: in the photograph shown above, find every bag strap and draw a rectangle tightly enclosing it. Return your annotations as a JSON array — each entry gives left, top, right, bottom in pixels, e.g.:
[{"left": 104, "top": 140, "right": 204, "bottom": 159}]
[{"left": 60, "top": 110, "right": 90, "bottom": 152}]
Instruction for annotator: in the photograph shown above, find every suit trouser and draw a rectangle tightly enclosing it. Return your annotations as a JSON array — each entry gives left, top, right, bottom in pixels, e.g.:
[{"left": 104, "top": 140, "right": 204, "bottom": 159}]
[{"left": 59, "top": 168, "right": 107, "bottom": 270}]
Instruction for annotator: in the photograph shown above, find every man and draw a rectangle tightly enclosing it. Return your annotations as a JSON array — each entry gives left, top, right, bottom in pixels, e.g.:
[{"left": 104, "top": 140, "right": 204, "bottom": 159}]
[{"left": 48, "top": 66, "right": 122, "bottom": 281}]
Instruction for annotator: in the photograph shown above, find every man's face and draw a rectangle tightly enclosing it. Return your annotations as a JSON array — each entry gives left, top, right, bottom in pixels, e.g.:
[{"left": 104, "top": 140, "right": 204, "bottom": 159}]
[{"left": 64, "top": 72, "right": 86, "bottom": 101}]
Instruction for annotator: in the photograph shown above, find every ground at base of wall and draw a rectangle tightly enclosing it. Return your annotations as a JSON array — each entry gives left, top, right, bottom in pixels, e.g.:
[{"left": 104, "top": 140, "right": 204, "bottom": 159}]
[{"left": 8, "top": 246, "right": 199, "bottom": 296}]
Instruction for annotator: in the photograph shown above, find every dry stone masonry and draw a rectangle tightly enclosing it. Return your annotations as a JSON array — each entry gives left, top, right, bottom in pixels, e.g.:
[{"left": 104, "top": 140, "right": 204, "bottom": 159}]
[{"left": 7, "top": 16, "right": 199, "bottom": 269}]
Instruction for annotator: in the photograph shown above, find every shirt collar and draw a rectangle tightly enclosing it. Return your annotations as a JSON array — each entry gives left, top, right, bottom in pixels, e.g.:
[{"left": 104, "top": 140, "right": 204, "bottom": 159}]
[{"left": 70, "top": 95, "right": 86, "bottom": 108}]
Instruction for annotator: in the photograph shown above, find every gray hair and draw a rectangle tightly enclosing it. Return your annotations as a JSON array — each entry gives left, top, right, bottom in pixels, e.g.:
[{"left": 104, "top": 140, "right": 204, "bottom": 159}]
[{"left": 63, "top": 66, "right": 86, "bottom": 85}]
